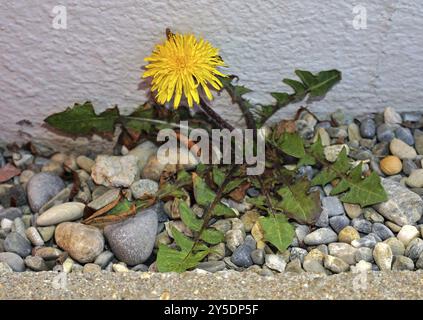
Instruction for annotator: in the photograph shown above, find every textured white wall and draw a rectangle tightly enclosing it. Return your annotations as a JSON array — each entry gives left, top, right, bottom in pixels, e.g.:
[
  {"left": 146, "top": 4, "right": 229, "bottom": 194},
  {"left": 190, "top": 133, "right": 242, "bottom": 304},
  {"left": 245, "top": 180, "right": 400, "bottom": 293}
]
[{"left": 1, "top": 0, "right": 422, "bottom": 150}]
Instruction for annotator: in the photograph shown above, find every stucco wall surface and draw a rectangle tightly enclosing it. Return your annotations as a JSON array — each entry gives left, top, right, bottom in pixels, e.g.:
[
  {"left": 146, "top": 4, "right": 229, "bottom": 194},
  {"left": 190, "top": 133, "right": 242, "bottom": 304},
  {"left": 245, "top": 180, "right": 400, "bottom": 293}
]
[{"left": 0, "top": 0, "right": 422, "bottom": 149}]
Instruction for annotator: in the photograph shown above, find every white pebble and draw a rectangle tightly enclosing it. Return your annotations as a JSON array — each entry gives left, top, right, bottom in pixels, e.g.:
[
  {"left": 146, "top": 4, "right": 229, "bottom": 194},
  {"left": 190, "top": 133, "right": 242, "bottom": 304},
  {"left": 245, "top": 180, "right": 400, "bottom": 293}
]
[{"left": 397, "top": 225, "right": 420, "bottom": 246}]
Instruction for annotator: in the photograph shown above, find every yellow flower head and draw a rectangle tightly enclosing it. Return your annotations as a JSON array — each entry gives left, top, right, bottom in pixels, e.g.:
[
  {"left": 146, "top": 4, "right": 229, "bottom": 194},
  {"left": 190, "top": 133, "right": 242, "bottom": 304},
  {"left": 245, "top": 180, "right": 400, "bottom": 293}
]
[{"left": 143, "top": 32, "right": 226, "bottom": 108}]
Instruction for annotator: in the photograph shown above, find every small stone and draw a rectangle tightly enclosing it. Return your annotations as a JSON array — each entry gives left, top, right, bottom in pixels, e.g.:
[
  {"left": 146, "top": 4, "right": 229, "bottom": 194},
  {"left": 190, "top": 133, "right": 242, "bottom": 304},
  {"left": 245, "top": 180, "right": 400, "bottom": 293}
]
[
  {"left": 285, "top": 259, "right": 304, "bottom": 273},
  {"left": 360, "top": 118, "right": 376, "bottom": 139},
  {"left": 26, "top": 173, "right": 65, "bottom": 213},
  {"left": 303, "top": 249, "right": 327, "bottom": 274},
  {"left": 406, "top": 169, "right": 423, "bottom": 188},
  {"left": 374, "top": 178, "right": 423, "bottom": 226},
  {"left": 240, "top": 211, "right": 261, "bottom": 232},
  {"left": 76, "top": 156, "right": 95, "bottom": 173},
  {"left": 112, "top": 263, "right": 130, "bottom": 273},
  {"left": 405, "top": 238, "right": 423, "bottom": 261},
  {"left": 0, "top": 252, "right": 25, "bottom": 272},
  {"left": 380, "top": 156, "right": 402, "bottom": 175},
  {"left": 225, "top": 229, "right": 245, "bottom": 252},
  {"left": 385, "top": 221, "right": 402, "bottom": 233},
  {"left": 141, "top": 156, "right": 166, "bottom": 181},
  {"left": 315, "top": 210, "right": 329, "bottom": 228},
  {"left": 197, "top": 261, "right": 226, "bottom": 273},
  {"left": 94, "top": 251, "right": 114, "bottom": 269},
  {"left": 37, "top": 226, "right": 56, "bottom": 242},
  {"left": 0, "top": 261, "right": 13, "bottom": 273},
  {"left": 392, "top": 255, "right": 414, "bottom": 271},
  {"left": 230, "top": 243, "right": 254, "bottom": 268},
  {"left": 1, "top": 218, "right": 13, "bottom": 231},
  {"left": 328, "top": 242, "right": 357, "bottom": 265},
  {"left": 25, "top": 227, "right": 44, "bottom": 246},
  {"left": 414, "top": 129, "right": 423, "bottom": 155},
  {"left": 383, "top": 237, "right": 405, "bottom": 256},
  {"left": 83, "top": 263, "right": 102, "bottom": 273},
  {"left": 354, "top": 247, "right": 374, "bottom": 263},
  {"left": 322, "top": 197, "right": 344, "bottom": 218},
  {"left": 351, "top": 260, "right": 372, "bottom": 273},
  {"left": 373, "top": 242, "right": 393, "bottom": 271},
  {"left": 344, "top": 203, "right": 362, "bottom": 219},
  {"left": 395, "top": 127, "right": 414, "bottom": 145},
  {"left": 251, "top": 249, "right": 265, "bottom": 265},
  {"left": 351, "top": 234, "right": 378, "bottom": 248},
  {"left": 402, "top": 159, "right": 418, "bottom": 176},
  {"left": 62, "top": 257, "right": 74, "bottom": 273},
  {"left": 324, "top": 255, "right": 349, "bottom": 273},
  {"left": 19, "top": 170, "right": 35, "bottom": 186},
  {"left": 303, "top": 228, "right": 338, "bottom": 246},
  {"left": 91, "top": 155, "right": 139, "bottom": 187},
  {"left": 384, "top": 107, "right": 402, "bottom": 124},
  {"left": 24, "top": 256, "right": 48, "bottom": 271},
  {"left": 87, "top": 189, "right": 120, "bottom": 211},
  {"left": 290, "top": 247, "right": 308, "bottom": 263},
  {"left": 265, "top": 254, "right": 286, "bottom": 273},
  {"left": 329, "top": 215, "right": 350, "bottom": 233},
  {"left": 131, "top": 264, "right": 149, "bottom": 272},
  {"left": 416, "top": 253, "right": 423, "bottom": 269},
  {"left": 351, "top": 218, "right": 372, "bottom": 234},
  {"left": 55, "top": 222, "right": 104, "bottom": 263},
  {"left": 363, "top": 208, "right": 385, "bottom": 223},
  {"left": 377, "top": 124, "right": 395, "bottom": 142},
  {"left": 211, "top": 219, "right": 232, "bottom": 234},
  {"left": 130, "top": 179, "right": 159, "bottom": 199},
  {"left": 390, "top": 138, "right": 417, "bottom": 160},
  {"left": 338, "top": 226, "right": 360, "bottom": 244},
  {"left": 372, "top": 223, "right": 394, "bottom": 241},
  {"left": 294, "top": 225, "right": 310, "bottom": 245},
  {"left": 4, "top": 232, "right": 32, "bottom": 257},
  {"left": 348, "top": 123, "right": 361, "bottom": 142},
  {"left": 316, "top": 128, "right": 331, "bottom": 146},
  {"left": 36, "top": 202, "right": 85, "bottom": 226},
  {"left": 0, "top": 208, "right": 23, "bottom": 221},
  {"left": 316, "top": 244, "right": 329, "bottom": 255},
  {"left": 324, "top": 144, "right": 350, "bottom": 162},
  {"left": 397, "top": 225, "right": 420, "bottom": 246},
  {"left": 128, "top": 141, "right": 159, "bottom": 171},
  {"left": 34, "top": 247, "right": 62, "bottom": 260}
]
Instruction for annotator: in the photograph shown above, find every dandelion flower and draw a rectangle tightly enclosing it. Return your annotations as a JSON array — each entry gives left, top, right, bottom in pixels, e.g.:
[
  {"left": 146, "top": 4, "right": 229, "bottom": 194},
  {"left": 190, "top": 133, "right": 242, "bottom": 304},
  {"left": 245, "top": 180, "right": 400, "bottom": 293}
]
[{"left": 143, "top": 32, "right": 226, "bottom": 108}]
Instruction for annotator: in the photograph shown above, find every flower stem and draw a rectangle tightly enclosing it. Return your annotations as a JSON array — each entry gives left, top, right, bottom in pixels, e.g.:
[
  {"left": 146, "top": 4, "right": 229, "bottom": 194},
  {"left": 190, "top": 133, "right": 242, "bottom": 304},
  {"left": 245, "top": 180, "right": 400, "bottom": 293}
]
[{"left": 199, "top": 98, "right": 234, "bottom": 131}]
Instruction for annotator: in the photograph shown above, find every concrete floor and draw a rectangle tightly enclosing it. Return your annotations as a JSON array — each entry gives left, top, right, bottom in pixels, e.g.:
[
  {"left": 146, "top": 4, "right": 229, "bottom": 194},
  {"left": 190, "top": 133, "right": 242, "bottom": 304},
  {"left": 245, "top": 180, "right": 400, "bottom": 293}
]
[{"left": 1, "top": 270, "right": 423, "bottom": 300}]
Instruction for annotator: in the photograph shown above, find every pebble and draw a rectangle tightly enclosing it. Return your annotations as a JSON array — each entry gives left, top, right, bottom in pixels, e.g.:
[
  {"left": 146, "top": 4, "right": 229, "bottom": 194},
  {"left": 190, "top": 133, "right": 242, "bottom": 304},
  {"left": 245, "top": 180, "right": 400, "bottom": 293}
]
[
  {"left": 251, "top": 249, "right": 265, "bottom": 265},
  {"left": 0, "top": 208, "right": 23, "bottom": 221},
  {"left": 55, "top": 222, "right": 105, "bottom": 263},
  {"left": 197, "top": 261, "right": 226, "bottom": 273},
  {"left": 303, "top": 249, "right": 327, "bottom": 274},
  {"left": 373, "top": 242, "right": 393, "bottom": 271},
  {"left": 0, "top": 252, "right": 25, "bottom": 272},
  {"left": 360, "top": 118, "right": 376, "bottom": 139},
  {"left": 26, "top": 173, "right": 65, "bottom": 212},
  {"left": 406, "top": 169, "right": 423, "bottom": 188},
  {"left": 285, "top": 259, "right": 304, "bottom": 273},
  {"left": 83, "top": 263, "right": 102, "bottom": 273},
  {"left": 348, "top": 123, "right": 361, "bottom": 142},
  {"left": 240, "top": 211, "right": 261, "bottom": 232},
  {"left": 395, "top": 127, "right": 414, "bottom": 145},
  {"left": 351, "top": 234, "right": 378, "bottom": 248},
  {"left": 416, "top": 254, "right": 423, "bottom": 269},
  {"left": 392, "top": 255, "right": 414, "bottom": 271},
  {"left": 207, "top": 243, "right": 226, "bottom": 261},
  {"left": 131, "top": 264, "right": 149, "bottom": 272},
  {"left": 414, "top": 129, "right": 423, "bottom": 155},
  {"left": 34, "top": 247, "right": 63, "bottom": 260},
  {"left": 315, "top": 210, "right": 328, "bottom": 228},
  {"left": 225, "top": 229, "right": 245, "bottom": 252},
  {"left": 303, "top": 228, "right": 338, "bottom": 246},
  {"left": 343, "top": 203, "right": 362, "bottom": 219},
  {"left": 324, "top": 144, "right": 350, "bottom": 162},
  {"left": 338, "top": 226, "right": 360, "bottom": 244},
  {"left": 322, "top": 197, "right": 345, "bottom": 217},
  {"left": 141, "top": 156, "right": 167, "bottom": 181},
  {"left": 76, "top": 155, "right": 95, "bottom": 173},
  {"left": 363, "top": 208, "right": 385, "bottom": 223},
  {"left": 62, "top": 257, "right": 74, "bottom": 273},
  {"left": 1, "top": 218, "right": 13, "bottom": 231},
  {"left": 289, "top": 247, "right": 308, "bottom": 263},
  {"left": 383, "top": 237, "right": 404, "bottom": 256},
  {"left": 390, "top": 138, "right": 417, "bottom": 160},
  {"left": 402, "top": 159, "right": 417, "bottom": 176},
  {"left": 37, "top": 226, "right": 56, "bottom": 242},
  {"left": 384, "top": 107, "right": 402, "bottom": 124},
  {"left": 316, "top": 128, "right": 331, "bottom": 146},
  {"left": 113, "top": 263, "right": 130, "bottom": 273},
  {"left": 265, "top": 254, "right": 286, "bottom": 273},
  {"left": 87, "top": 189, "right": 120, "bottom": 211},
  {"left": 36, "top": 202, "right": 85, "bottom": 226},
  {"left": 130, "top": 179, "right": 159, "bottom": 199},
  {"left": 405, "top": 238, "right": 423, "bottom": 261},
  {"left": 374, "top": 178, "right": 423, "bottom": 226},
  {"left": 351, "top": 218, "right": 372, "bottom": 234},
  {"left": 377, "top": 124, "right": 395, "bottom": 142},
  {"left": 91, "top": 155, "right": 139, "bottom": 188},
  {"left": 379, "top": 156, "right": 402, "bottom": 175},
  {"left": 231, "top": 243, "right": 254, "bottom": 268},
  {"left": 351, "top": 260, "right": 372, "bottom": 273},
  {"left": 329, "top": 215, "right": 350, "bottom": 233},
  {"left": 4, "top": 232, "right": 32, "bottom": 257},
  {"left": 324, "top": 255, "right": 349, "bottom": 273},
  {"left": 104, "top": 208, "right": 158, "bottom": 266},
  {"left": 372, "top": 223, "right": 394, "bottom": 240},
  {"left": 25, "top": 227, "right": 44, "bottom": 246},
  {"left": 354, "top": 247, "right": 374, "bottom": 263},
  {"left": 397, "top": 225, "right": 420, "bottom": 246},
  {"left": 24, "top": 256, "right": 48, "bottom": 271},
  {"left": 328, "top": 243, "right": 357, "bottom": 265},
  {"left": 128, "top": 141, "right": 158, "bottom": 171},
  {"left": 94, "top": 251, "right": 115, "bottom": 269}
]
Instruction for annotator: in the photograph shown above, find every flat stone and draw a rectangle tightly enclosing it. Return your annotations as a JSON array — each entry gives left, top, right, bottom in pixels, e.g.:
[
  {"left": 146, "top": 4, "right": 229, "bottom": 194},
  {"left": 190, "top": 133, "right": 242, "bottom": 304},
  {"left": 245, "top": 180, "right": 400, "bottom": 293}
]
[
  {"left": 343, "top": 203, "right": 362, "bottom": 219},
  {"left": 38, "top": 187, "right": 72, "bottom": 214},
  {"left": 397, "top": 225, "right": 420, "bottom": 246},
  {"left": 55, "top": 222, "right": 104, "bottom": 263},
  {"left": 197, "top": 261, "right": 226, "bottom": 273},
  {"left": 373, "top": 178, "right": 423, "bottom": 226},
  {"left": 390, "top": 138, "right": 417, "bottom": 160},
  {"left": 83, "top": 263, "right": 102, "bottom": 273},
  {"left": 324, "top": 255, "right": 349, "bottom": 273},
  {"left": 0, "top": 208, "right": 22, "bottom": 221},
  {"left": 87, "top": 189, "right": 120, "bottom": 211},
  {"left": 373, "top": 242, "right": 393, "bottom": 271},
  {"left": 34, "top": 247, "right": 63, "bottom": 260},
  {"left": 392, "top": 255, "right": 414, "bottom": 271},
  {"left": 104, "top": 208, "right": 158, "bottom": 266},
  {"left": 303, "top": 228, "right": 338, "bottom": 246},
  {"left": 406, "top": 169, "right": 423, "bottom": 188},
  {"left": 36, "top": 202, "right": 85, "bottom": 226},
  {"left": 405, "top": 238, "right": 423, "bottom": 261},
  {"left": 328, "top": 242, "right": 357, "bottom": 265},
  {"left": 395, "top": 127, "right": 414, "bottom": 145},
  {"left": 338, "top": 226, "right": 360, "bottom": 244},
  {"left": 24, "top": 256, "right": 48, "bottom": 271},
  {"left": 329, "top": 215, "right": 350, "bottom": 233},
  {"left": 26, "top": 173, "right": 65, "bottom": 213},
  {"left": 384, "top": 107, "right": 402, "bottom": 124},
  {"left": 91, "top": 155, "right": 139, "bottom": 187},
  {"left": 130, "top": 179, "right": 159, "bottom": 199},
  {"left": 128, "top": 141, "right": 158, "bottom": 171},
  {"left": 372, "top": 223, "right": 394, "bottom": 241},
  {"left": 4, "top": 232, "right": 32, "bottom": 258},
  {"left": 354, "top": 247, "right": 374, "bottom": 263},
  {"left": 265, "top": 254, "right": 286, "bottom": 273},
  {"left": 0, "top": 252, "right": 25, "bottom": 272}
]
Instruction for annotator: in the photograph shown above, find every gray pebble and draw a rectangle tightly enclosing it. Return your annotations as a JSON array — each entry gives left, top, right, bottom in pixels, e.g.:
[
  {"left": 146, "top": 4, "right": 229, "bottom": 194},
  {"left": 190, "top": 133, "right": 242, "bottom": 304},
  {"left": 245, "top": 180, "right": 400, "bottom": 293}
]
[
  {"left": 131, "top": 264, "right": 149, "bottom": 272},
  {"left": 251, "top": 249, "right": 265, "bottom": 265},
  {"left": 0, "top": 208, "right": 23, "bottom": 221},
  {"left": 377, "top": 124, "right": 395, "bottom": 142},
  {"left": 352, "top": 218, "right": 372, "bottom": 234},
  {"left": 372, "top": 223, "right": 394, "bottom": 240},
  {"left": 231, "top": 243, "right": 254, "bottom": 268},
  {"left": 94, "top": 250, "right": 115, "bottom": 269},
  {"left": 322, "top": 197, "right": 345, "bottom": 217},
  {"left": 403, "top": 159, "right": 418, "bottom": 176},
  {"left": 405, "top": 238, "right": 423, "bottom": 261},
  {"left": 290, "top": 247, "right": 308, "bottom": 263},
  {"left": 0, "top": 252, "right": 25, "bottom": 272},
  {"left": 360, "top": 118, "right": 376, "bottom": 139},
  {"left": 4, "top": 232, "right": 32, "bottom": 258},
  {"left": 329, "top": 215, "right": 350, "bottom": 233},
  {"left": 351, "top": 234, "right": 378, "bottom": 248},
  {"left": 197, "top": 261, "right": 226, "bottom": 273},
  {"left": 315, "top": 210, "right": 329, "bottom": 228},
  {"left": 24, "top": 256, "right": 48, "bottom": 271},
  {"left": 392, "top": 255, "right": 414, "bottom": 271},
  {"left": 395, "top": 127, "right": 414, "bottom": 145},
  {"left": 355, "top": 247, "right": 374, "bottom": 263},
  {"left": 303, "top": 228, "right": 338, "bottom": 246}
]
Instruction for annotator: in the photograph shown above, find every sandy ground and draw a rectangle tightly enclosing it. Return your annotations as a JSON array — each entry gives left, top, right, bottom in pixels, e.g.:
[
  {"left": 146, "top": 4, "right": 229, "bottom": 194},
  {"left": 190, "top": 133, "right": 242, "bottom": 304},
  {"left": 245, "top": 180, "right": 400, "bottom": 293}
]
[{"left": 1, "top": 270, "right": 423, "bottom": 300}]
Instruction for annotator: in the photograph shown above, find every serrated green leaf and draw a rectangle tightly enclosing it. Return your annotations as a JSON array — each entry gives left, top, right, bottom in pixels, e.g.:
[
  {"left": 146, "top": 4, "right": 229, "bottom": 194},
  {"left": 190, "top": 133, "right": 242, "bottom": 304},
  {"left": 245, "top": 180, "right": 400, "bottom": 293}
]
[
  {"left": 277, "top": 132, "right": 305, "bottom": 158},
  {"left": 295, "top": 70, "right": 318, "bottom": 88},
  {"left": 271, "top": 92, "right": 290, "bottom": 105},
  {"left": 212, "top": 167, "right": 245, "bottom": 194},
  {"left": 157, "top": 170, "right": 192, "bottom": 199},
  {"left": 179, "top": 201, "right": 202, "bottom": 232},
  {"left": 44, "top": 102, "right": 119, "bottom": 136},
  {"left": 201, "top": 228, "right": 224, "bottom": 245},
  {"left": 282, "top": 79, "right": 306, "bottom": 96},
  {"left": 295, "top": 70, "right": 341, "bottom": 97},
  {"left": 311, "top": 147, "right": 350, "bottom": 186},
  {"left": 171, "top": 226, "right": 208, "bottom": 252},
  {"left": 259, "top": 214, "right": 294, "bottom": 252},
  {"left": 156, "top": 244, "right": 209, "bottom": 273},
  {"left": 234, "top": 85, "right": 252, "bottom": 97},
  {"left": 277, "top": 179, "right": 322, "bottom": 224}
]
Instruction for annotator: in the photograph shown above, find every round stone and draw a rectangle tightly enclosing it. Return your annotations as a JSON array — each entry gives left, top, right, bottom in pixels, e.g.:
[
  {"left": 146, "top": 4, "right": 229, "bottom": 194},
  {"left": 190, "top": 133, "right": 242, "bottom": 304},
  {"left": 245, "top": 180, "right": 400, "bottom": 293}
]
[
  {"left": 352, "top": 218, "right": 372, "bottom": 234},
  {"left": 26, "top": 173, "right": 65, "bottom": 213},
  {"left": 395, "top": 127, "right": 414, "bottom": 145},
  {"left": 354, "top": 247, "right": 374, "bottom": 263},
  {"left": 328, "top": 242, "right": 357, "bottom": 265},
  {"left": 373, "top": 242, "right": 393, "bottom": 271},
  {"left": 406, "top": 169, "right": 423, "bottom": 188},
  {"left": 392, "top": 255, "right": 414, "bottom": 271},
  {"left": 380, "top": 156, "right": 402, "bottom": 175},
  {"left": 360, "top": 118, "right": 376, "bottom": 139},
  {"left": 383, "top": 237, "right": 405, "bottom": 256},
  {"left": 329, "top": 215, "right": 350, "bottom": 233},
  {"left": 83, "top": 263, "right": 102, "bottom": 273},
  {"left": 4, "top": 232, "right": 32, "bottom": 258},
  {"left": 94, "top": 251, "right": 114, "bottom": 269},
  {"left": 0, "top": 252, "right": 25, "bottom": 272},
  {"left": 24, "top": 256, "right": 48, "bottom": 271},
  {"left": 130, "top": 179, "right": 159, "bottom": 199},
  {"left": 397, "top": 225, "right": 420, "bottom": 246},
  {"left": 230, "top": 243, "right": 254, "bottom": 268},
  {"left": 343, "top": 203, "right": 362, "bottom": 219},
  {"left": 372, "top": 223, "right": 395, "bottom": 241},
  {"left": 377, "top": 124, "right": 395, "bottom": 142},
  {"left": 25, "top": 227, "right": 44, "bottom": 246},
  {"left": 36, "top": 202, "right": 85, "bottom": 226},
  {"left": 405, "top": 238, "right": 423, "bottom": 261},
  {"left": 324, "top": 255, "right": 349, "bottom": 273},
  {"left": 251, "top": 249, "right": 265, "bottom": 265},
  {"left": 55, "top": 222, "right": 104, "bottom": 263},
  {"left": 338, "top": 226, "right": 360, "bottom": 244},
  {"left": 265, "top": 254, "right": 286, "bottom": 273},
  {"left": 390, "top": 138, "right": 417, "bottom": 160},
  {"left": 91, "top": 155, "right": 139, "bottom": 187},
  {"left": 104, "top": 208, "right": 158, "bottom": 266},
  {"left": 303, "top": 228, "right": 338, "bottom": 246}
]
